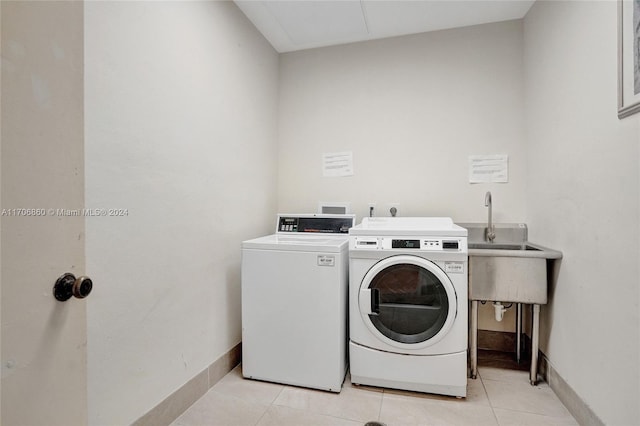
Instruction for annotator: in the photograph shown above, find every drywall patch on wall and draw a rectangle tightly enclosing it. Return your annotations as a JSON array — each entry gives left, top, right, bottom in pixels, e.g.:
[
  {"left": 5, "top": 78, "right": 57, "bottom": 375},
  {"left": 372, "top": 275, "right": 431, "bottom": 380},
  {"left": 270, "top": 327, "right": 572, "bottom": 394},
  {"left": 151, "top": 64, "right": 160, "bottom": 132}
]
[{"left": 30, "top": 73, "right": 52, "bottom": 109}]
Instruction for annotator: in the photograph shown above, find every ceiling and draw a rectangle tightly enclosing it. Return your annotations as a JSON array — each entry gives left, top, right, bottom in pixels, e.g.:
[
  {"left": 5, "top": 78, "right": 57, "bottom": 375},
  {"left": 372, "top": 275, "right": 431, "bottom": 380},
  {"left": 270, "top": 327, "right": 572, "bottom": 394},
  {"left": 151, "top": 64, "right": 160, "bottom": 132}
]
[{"left": 234, "top": 0, "right": 535, "bottom": 53}]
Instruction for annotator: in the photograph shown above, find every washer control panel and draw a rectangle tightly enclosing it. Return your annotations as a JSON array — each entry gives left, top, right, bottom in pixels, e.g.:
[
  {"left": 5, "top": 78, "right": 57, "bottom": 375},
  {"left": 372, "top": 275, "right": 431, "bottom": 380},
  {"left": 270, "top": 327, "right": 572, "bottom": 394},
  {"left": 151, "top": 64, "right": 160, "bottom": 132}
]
[
  {"left": 276, "top": 214, "right": 355, "bottom": 234},
  {"left": 351, "top": 236, "right": 466, "bottom": 252}
]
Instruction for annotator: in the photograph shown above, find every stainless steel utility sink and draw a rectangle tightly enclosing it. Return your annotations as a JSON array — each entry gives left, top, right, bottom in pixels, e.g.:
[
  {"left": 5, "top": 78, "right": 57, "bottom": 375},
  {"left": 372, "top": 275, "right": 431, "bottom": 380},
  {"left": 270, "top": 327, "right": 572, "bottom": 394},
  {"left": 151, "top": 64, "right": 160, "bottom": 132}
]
[
  {"left": 468, "top": 242, "right": 541, "bottom": 251},
  {"left": 458, "top": 223, "right": 562, "bottom": 302},
  {"left": 459, "top": 222, "right": 563, "bottom": 386},
  {"left": 468, "top": 256, "right": 547, "bottom": 303}
]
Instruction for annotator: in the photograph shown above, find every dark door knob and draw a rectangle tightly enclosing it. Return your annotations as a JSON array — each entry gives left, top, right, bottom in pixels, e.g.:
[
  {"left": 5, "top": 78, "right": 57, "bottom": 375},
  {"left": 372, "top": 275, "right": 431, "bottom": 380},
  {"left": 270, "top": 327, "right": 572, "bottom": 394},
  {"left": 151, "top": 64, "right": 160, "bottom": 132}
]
[{"left": 54, "top": 273, "right": 93, "bottom": 301}]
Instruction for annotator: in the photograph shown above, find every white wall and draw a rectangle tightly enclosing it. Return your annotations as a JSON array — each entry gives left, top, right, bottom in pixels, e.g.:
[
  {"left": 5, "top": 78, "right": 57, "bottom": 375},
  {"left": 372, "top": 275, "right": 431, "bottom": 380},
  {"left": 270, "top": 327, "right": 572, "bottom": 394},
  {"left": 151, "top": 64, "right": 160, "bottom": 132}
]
[
  {"left": 84, "top": 2, "right": 278, "bottom": 424},
  {"left": 278, "top": 20, "right": 527, "bottom": 225},
  {"left": 524, "top": 1, "right": 639, "bottom": 424}
]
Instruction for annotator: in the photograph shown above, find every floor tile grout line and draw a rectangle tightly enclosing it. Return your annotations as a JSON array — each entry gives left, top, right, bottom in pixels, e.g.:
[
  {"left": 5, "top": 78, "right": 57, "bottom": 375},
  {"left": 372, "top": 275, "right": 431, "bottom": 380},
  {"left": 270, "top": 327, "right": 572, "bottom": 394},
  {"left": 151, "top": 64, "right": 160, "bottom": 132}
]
[
  {"left": 252, "top": 402, "right": 271, "bottom": 426},
  {"left": 492, "top": 405, "right": 579, "bottom": 421},
  {"left": 270, "top": 383, "right": 287, "bottom": 406},
  {"left": 480, "top": 374, "right": 502, "bottom": 426},
  {"left": 376, "top": 389, "right": 385, "bottom": 422},
  {"left": 264, "top": 400, "right": 370, "bottom": 425}
]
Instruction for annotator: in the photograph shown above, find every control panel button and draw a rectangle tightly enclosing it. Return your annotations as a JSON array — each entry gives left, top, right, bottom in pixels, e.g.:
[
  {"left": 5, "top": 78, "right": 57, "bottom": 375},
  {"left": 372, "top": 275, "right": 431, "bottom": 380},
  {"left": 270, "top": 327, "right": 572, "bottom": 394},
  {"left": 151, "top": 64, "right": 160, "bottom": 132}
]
[{"left": 443, "top": 241, "right": 459, "bottom": 250}]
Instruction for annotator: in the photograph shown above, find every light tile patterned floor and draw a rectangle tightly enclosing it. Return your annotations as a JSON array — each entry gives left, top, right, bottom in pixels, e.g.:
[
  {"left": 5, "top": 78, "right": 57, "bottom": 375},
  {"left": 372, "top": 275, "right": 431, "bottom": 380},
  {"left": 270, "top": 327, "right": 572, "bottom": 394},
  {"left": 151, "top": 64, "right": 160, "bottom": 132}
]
[{"left": 171, "top": 365, "right": 577, "bottom": 426}]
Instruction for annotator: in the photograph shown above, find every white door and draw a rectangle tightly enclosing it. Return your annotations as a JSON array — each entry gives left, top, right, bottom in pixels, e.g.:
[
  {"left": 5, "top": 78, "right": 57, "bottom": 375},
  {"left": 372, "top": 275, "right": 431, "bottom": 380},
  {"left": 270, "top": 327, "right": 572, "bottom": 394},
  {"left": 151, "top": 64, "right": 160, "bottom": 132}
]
[{"left": 1, "top": 2, "right": 88, "bottom": 424}]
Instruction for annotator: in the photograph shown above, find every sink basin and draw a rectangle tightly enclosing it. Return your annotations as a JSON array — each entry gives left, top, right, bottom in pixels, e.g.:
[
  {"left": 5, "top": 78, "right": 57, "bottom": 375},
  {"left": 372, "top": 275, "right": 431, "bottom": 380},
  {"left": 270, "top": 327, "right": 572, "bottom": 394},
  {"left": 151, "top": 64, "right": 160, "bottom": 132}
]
[
  {"left": 468, "top": 243, "right": 541, "bottom": 251},
  {"left": 457, "top": 222, "right": 563, "bottom": 304},
  {"left": 467, "top": 241, "right": 560, "bottom": 259},
  {"left": 457, "top": 223, "right": 561, "bottom": 259},
  {"left": 469, "top": 256, "right": 547, "bottom": 303}
]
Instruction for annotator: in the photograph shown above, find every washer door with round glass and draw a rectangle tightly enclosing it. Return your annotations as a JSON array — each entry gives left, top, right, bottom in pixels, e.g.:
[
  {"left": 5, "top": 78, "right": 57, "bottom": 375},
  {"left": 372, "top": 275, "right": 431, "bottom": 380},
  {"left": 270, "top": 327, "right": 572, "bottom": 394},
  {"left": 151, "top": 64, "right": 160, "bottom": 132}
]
[{"left": 358, "top": 255, "right": 458, "bottom": 351}]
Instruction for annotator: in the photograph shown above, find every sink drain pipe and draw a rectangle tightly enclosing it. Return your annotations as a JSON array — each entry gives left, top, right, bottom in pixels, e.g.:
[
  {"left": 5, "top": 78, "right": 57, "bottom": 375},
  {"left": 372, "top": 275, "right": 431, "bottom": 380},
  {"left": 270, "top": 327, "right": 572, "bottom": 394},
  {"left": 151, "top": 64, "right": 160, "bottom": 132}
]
[{"left": 492, "top": 302, "right": 511, "bottom": 321}]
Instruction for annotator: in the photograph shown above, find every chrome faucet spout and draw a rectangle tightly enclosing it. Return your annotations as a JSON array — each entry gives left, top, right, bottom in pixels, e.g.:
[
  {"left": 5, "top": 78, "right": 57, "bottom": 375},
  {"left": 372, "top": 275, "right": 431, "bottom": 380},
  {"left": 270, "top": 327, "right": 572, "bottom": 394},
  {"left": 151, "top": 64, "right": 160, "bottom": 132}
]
[{"left": 485, "top": 191, "right": 496, "bottom": 242}]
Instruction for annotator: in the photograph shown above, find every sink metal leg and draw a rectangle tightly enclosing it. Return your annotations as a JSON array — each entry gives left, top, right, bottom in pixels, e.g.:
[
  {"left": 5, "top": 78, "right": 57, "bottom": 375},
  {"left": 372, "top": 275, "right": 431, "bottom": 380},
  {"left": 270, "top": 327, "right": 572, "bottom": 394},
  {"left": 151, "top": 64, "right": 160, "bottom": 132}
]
[
  {"left": 470, "top": 300, "right": 478, "bottom": 379},
  {"left": 530, "top": 304, "right": 540, "bottom": 385},
  {"left": 516, "top": 303, "right": 522, "bottom": 364}
]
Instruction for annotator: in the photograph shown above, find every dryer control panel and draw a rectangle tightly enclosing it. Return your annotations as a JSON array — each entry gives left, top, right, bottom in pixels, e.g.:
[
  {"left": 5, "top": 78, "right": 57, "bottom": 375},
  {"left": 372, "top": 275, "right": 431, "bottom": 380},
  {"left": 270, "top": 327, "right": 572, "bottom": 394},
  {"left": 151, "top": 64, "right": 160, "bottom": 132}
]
[{"left": 351, "top": 236, "right": 467, "bottom": 252}]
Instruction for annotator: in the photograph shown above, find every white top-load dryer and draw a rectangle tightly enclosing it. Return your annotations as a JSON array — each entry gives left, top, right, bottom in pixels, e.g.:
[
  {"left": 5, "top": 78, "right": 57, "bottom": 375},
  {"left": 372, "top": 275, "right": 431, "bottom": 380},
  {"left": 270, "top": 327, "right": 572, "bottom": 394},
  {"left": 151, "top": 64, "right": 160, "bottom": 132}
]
[
  {"left": 241, "top": 214, "right": 355, "bottom": 392},
  {"left": 349, "top": 217, "right": 468, "bottom": 397}
]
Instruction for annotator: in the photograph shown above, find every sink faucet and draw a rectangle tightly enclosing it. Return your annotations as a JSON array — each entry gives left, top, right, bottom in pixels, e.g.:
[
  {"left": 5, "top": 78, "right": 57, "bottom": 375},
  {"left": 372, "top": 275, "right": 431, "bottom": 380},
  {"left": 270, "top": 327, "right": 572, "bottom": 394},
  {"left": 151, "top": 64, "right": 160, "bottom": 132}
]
[{"left": 485, "top": 191, "right": 496, "bottom": 242}]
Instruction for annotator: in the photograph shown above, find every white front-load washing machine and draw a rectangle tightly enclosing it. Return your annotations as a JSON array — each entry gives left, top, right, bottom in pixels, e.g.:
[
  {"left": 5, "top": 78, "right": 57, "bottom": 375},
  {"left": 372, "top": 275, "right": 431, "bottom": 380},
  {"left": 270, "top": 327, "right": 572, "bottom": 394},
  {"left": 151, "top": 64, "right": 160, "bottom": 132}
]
[
  {"left": 349, "top": 217, "right": 468, "bottom": 397},
  {"left": 242, "top": 213, "right": 355, "bottom": 392}
]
